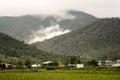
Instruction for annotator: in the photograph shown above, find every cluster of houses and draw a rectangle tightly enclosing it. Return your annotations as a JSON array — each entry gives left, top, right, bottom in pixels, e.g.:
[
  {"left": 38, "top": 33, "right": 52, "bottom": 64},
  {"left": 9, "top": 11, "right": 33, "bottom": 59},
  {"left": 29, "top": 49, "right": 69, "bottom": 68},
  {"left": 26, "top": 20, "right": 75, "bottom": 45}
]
[
  {"left": 0, "top": 61, "right": 84, "bottom": 69},
  {"left": 31, "top": 61, "right": 66, "bottom": 68},
  {"left": 31, "top": 61, "right": 84, "bottom": 68},
  {"left": 98, "top": 59, "right": 120, "bottom": 67},
  {"left": 31, "top": 59, "right": 120, "bottom": 68},
  {"left": 1, "top": 59, "right": 120, "bottom": 69}
]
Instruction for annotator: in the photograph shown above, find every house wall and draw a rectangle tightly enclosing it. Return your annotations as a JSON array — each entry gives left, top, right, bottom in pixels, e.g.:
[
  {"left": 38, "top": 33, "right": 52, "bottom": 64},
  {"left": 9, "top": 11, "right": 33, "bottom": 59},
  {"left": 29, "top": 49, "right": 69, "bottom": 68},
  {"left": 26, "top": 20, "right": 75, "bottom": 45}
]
[{"left": 76, "top": 64, "right": 84, "bottom": 68}]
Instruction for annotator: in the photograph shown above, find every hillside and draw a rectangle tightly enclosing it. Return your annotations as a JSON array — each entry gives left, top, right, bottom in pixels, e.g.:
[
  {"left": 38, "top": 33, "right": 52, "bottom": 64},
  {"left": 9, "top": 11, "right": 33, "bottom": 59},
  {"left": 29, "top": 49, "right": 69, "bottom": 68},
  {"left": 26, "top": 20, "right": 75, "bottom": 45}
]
[
  {"left": 58, "top": 10, "right": 97, "bottom": 29},
  {"left": 0, "top": 33, "right": 64, "bottom": 62},
  {"left": 32, "top": 18, "right": 120, "bottom": 60},
  {"left": 0, "top": 10, "right": 97, "bottom": 42}
]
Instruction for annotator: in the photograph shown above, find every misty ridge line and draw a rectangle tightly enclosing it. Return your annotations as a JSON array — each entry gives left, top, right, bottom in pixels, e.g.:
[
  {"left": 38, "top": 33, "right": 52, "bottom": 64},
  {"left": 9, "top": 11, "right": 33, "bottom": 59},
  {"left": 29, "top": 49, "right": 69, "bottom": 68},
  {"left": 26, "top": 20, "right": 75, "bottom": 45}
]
[
  {"left": 26, "top": 11, "right": 77, "bottom": 44},
  {"left": 0, "top": 10, "right": 97, "bottom": 44},
  {"left": 28, "top": 25, "right": 71, "bottom": 44}
]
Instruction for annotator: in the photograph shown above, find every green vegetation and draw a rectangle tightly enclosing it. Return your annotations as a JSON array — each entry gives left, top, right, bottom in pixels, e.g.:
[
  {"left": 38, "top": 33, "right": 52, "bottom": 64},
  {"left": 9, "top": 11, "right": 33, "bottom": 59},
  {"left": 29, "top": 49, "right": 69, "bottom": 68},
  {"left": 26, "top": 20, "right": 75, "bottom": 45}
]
[
  {"left": 0, "top": 33, "right": 67, "bottom": 64},
  {"left": 45, "top": 66, "right": 57, "bottom": 70},
  {"left": 58, "top": 10, "right": 97, "bottom": 29},
  {"left": 33, "top": 18, "right": 120, "bottom": 60},
  {"left": 0, "top": 10, "right": 97, "bottom": 41},
  {"left": 86, "top": 59, "right": 98, "bottom": 67},
  {"left": 0, "top": 68, "right": 120, "bottom": 80}
]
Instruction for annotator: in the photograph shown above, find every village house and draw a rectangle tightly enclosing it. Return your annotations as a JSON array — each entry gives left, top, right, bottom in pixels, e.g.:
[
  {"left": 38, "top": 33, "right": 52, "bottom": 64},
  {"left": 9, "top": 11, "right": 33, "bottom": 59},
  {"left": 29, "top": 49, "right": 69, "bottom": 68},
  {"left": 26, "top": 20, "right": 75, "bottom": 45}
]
[
  {"left": 42, "top": 61, "right": 66, "bottom": 68},
  {"left": 42, "top": 61, "right": 54, "bottom": 66},
  {"left": 68, "top": 63, "right": 84, "bottom": 68},
  {"left": 112, "top": 59, "right": 120, "bottom": 67},
  {"left": 58, "top": 63, "right": 65, "bottom": 68},
  {"left": 42, "top": 61, "right": 58, "bottom": 67},
  {"left": 31, "top": 63, "right": 41, "bottom": 68},
  {"left": 0, "top": 63, "right": 14, "bottom": 69},
  {"left": 98, "top": 59, "right": 120, "bottom": 67},
  {"left": 105, "top": 60, "right": 115, "bottom": 66},
  {"left": 76, "top": 64, "right": 84, "bottom": 68},
  {"left": 68, "top": 63, "right": 76, "bottom": 68}
]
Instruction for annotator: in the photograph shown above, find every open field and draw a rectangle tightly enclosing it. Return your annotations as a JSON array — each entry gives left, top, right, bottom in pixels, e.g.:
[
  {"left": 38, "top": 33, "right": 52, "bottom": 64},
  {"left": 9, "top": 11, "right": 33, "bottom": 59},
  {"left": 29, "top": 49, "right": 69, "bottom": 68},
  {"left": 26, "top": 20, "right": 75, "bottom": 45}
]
[{"left": 0, "top": 68, "right": 120, "bottom": 80}]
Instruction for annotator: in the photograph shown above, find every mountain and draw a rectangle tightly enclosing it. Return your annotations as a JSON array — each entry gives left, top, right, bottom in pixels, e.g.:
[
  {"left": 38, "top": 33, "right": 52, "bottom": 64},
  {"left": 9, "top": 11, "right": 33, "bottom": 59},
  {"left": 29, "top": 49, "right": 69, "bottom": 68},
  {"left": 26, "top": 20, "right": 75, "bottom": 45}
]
[
  {"left": 0, "top": 32, "right": 64, "bottom": 62},
  {"left": 32, "top": 18, "right": 120, "bottom": 60},
  {"left": 0, "top": 10, "right": 97, "bottom": 43},
  {"left": 58, "top": 10, "right": 97, "bottom": 29}
]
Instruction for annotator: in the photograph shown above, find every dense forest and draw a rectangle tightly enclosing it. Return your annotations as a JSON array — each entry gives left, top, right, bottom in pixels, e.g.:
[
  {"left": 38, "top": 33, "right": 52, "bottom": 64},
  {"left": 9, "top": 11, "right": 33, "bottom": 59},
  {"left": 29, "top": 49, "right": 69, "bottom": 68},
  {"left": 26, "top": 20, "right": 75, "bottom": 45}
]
[
  {"left": 32, "top": 18, "right": 120, "bottom": 60},
  {"left": 0, "top": 33, "right": 67, "bottom": 64}
]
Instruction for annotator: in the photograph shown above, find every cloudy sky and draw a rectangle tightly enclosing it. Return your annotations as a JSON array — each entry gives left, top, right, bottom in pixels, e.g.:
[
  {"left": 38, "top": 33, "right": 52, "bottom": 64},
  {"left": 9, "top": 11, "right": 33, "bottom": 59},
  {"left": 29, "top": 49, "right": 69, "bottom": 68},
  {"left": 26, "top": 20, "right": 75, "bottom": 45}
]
[{"left": 0, "top": 0, "right": 120, "bottom": 18}]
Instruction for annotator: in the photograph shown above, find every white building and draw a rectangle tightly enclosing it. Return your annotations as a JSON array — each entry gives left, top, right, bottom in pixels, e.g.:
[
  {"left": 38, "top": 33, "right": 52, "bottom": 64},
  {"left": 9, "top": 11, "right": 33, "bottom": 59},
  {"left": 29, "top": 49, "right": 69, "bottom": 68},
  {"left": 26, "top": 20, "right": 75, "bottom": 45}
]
[
  {"left": 105, "top": 60, "right": 113, "bottom": 66},
  {"left": 42, "top": 61, "right": 53, "bottom": 65},
  {"left": 112, "top": 59, "right": 120, "bottom": 67},
  {"left": 76, "top": 64, "right": 84, "bottom": 68},
  {"left": 68, "top": 64, "right": 76, "bottom": 67},
  {"left": 98, "top": 61, "right": 102, "bottom": 66},
  {"left": 68, "top": 63, "right": 84, "bottom": 68},
  {"left": 31, "top": 64, "right": 41, "bottom": 68}
]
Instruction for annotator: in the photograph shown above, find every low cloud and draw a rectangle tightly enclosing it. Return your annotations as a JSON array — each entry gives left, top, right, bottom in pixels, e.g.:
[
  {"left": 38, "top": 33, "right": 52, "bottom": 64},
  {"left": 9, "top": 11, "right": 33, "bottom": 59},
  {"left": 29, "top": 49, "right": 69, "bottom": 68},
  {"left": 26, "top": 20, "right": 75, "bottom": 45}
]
[
  {"left": 0, "top": 0, "right": 120, "bottom": 17},
  {"left": 28, "top": 25, "right": 70, "bottom": 44}
]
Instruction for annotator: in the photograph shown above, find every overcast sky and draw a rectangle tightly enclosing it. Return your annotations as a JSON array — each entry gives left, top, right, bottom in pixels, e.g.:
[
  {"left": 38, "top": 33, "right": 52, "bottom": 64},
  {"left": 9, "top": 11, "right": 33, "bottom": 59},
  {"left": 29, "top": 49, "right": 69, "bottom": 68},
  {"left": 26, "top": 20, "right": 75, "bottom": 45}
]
[{"left": 0, "top": 0, "right": 120, "bottom": 18}]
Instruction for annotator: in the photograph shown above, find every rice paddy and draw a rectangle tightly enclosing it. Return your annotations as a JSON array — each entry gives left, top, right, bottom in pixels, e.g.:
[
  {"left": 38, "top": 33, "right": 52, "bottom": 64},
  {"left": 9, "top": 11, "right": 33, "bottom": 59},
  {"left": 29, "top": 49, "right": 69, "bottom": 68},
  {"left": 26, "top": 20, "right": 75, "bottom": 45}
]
[{"left": 0, "top": 68, "right": 120, "bottom": 80}]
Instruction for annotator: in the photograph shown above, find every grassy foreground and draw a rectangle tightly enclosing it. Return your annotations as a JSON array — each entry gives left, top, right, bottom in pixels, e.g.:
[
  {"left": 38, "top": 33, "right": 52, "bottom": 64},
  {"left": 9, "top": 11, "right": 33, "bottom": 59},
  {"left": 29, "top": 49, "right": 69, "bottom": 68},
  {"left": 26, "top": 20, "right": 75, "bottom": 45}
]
[{"left": 0, "top": 68, "right": 120, "bottom": 80}]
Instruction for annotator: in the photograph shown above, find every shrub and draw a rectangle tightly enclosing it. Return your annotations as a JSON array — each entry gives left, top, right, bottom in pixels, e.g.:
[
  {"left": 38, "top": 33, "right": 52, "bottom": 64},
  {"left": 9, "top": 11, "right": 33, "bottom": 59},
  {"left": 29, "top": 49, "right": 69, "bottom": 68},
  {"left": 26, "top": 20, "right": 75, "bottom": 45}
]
[
  {"left": 46, "top": 66, "right": 57, "bottom": 70},
  {"left": 15, "top": 65, "right": 27, "bottom": 69}
]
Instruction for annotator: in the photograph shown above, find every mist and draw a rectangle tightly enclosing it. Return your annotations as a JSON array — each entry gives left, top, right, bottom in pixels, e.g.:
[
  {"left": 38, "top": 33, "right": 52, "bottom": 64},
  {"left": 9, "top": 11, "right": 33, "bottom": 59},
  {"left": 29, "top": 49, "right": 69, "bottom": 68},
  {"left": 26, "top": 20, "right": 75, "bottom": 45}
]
[
  {"left": 28, "top": 25, "right": 70, "bottom": 44},
  {"left": 0, "top": 0, "right": 120, "bottom": 17}
]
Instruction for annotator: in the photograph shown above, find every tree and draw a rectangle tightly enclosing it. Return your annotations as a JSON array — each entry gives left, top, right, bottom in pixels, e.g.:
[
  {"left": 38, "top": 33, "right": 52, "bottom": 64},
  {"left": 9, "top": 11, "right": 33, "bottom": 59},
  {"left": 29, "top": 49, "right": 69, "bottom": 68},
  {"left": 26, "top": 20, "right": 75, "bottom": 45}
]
[
  {"left": 25, "top": 58, "right": 32, "bottom": 68},
  {"left": 70, "top": 56, "right": 77, "bottom": 64},
  {"left": 0, "top": 64, "right": 6, "bottom": 70},
  {"left": 86, "top": 59, "right": 98, "bottom": 67},
  {"left": 17, "top": 61, "right": 24, "bottom": 66}
]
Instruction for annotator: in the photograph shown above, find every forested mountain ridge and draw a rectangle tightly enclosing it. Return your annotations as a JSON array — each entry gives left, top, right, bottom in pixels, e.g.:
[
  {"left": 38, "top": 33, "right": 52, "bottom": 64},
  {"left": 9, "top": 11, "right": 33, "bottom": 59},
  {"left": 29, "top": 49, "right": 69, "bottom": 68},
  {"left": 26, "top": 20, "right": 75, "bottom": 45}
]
[
  {"left": 32, "top": 18, "right": 120, "bottom": 60},
  {"left": 0, "top": 33, "right": 63, "bottom": 61},
  {"left": 58, "top": 10, "right": 97, "bottom": 29},
  {"left": 0, "top": 10, "right": 97, "bottom": 42}
]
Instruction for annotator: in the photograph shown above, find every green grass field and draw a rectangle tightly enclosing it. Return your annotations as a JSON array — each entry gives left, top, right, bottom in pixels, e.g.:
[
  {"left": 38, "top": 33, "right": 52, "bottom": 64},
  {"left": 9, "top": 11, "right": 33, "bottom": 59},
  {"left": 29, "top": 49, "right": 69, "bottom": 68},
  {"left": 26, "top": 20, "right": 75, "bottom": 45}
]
[{"left": 0, "top": 68, "right": 120, "bottom": 80}]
